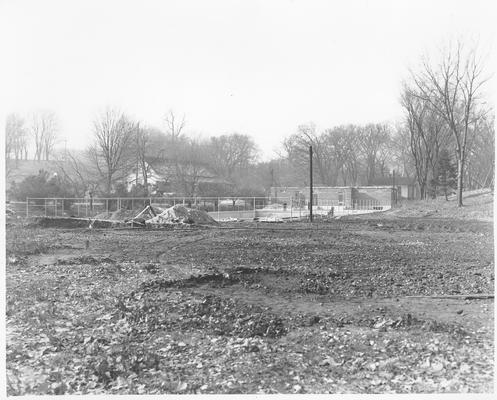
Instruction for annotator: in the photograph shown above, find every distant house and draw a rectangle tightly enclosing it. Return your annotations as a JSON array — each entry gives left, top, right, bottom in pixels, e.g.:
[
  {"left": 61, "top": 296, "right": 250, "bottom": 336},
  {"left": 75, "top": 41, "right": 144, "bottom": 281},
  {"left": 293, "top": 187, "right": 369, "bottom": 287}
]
[
  {"left": 125, "top": 163, "right": 166, "bottom": 193},
  {"left": 125, "top": 163, "right": 233, "bottom": 196}
]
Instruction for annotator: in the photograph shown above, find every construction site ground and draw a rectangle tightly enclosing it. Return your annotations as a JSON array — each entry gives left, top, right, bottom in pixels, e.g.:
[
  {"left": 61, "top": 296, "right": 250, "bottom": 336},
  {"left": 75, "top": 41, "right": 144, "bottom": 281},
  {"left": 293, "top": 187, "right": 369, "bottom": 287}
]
[{"left": 5, "top": 210, "right": 494, "bottom": 394}]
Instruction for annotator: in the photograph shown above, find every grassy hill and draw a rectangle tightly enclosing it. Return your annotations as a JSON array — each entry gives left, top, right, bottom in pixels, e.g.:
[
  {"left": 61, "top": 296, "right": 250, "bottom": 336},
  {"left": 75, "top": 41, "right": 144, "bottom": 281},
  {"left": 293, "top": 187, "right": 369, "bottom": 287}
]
[{"left": 362, "top": 188, "right": 493, "bottom": 222}]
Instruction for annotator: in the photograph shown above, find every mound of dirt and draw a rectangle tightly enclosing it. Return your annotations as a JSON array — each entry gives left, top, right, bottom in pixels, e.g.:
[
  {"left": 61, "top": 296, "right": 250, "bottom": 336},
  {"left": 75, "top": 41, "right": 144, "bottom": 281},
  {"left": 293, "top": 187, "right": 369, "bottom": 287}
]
[
  {"left": 94, "top": 205, "right": 164, "bottom": 221},
  {"left": 146, "top": 205, "right": 218, "bottom": 225}
]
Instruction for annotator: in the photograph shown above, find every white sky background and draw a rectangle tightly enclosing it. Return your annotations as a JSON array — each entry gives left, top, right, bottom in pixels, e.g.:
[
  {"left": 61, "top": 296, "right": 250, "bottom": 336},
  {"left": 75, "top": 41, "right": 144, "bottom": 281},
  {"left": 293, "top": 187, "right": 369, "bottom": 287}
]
[{"left": 1, "top": 0, "right": 496, "bottom": 160}]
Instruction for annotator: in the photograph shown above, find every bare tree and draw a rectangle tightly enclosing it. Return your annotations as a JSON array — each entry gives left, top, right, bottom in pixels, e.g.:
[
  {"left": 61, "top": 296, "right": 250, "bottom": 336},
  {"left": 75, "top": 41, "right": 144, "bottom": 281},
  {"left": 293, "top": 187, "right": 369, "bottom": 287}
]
[
  {"left": 31, "top": 111, "right": 58, "bottom": 161},
  {"left": 284, "top": 123, "right": 391, "bottom": 187},
  {"left": 357, "top": 123, "right": 391, "bottom": 185},
  {"left": 5, "top": 113, "right": 29, "bottom": 162},
  {"left": 464, "top": 112, "right": 495, "bottom": 189},
  {"left": 165, "top": 109, "right": 186, "bottom": 141},
  {"left": 342, "top": 126, "right": 362, "bottom": 185},
  {"left": 401, "top": 87, "right": 451, "bottom": 198},
  {"left": 390, "top": 123, "right": 416, "bottom": 180},
  {"left": 54, "top": 150, "right": 97, "bottom": 197},
  {"left": 134, "top": 125, "right": 167, "bottom": 196},
  {"left": 88, "top": 109, "right": 136, "bottom": 194},
  {"left": 322, "top": 126, "right": 360, "bottom": 185},
  {"left": 284, "top": 123, "right": 340, "bottom": 186},
  {"left": 208, "top": 133, "right": 258, "bottom": 183},
  {"left": 410, "top": 42, "right": 490, "bottom": 206},
  {"left": 173, "top": 138, "right": 209, "bottom": 196},
  {"left": 5, "top": 115, "right": 16, "bottom": 161}
]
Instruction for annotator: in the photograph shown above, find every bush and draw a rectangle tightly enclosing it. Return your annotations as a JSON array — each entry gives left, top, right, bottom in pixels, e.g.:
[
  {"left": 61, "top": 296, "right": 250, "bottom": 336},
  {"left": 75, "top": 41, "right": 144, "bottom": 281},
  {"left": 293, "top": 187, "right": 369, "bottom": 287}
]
[{"left": 14, "top": 170, "right": 71, "bottom": 201}]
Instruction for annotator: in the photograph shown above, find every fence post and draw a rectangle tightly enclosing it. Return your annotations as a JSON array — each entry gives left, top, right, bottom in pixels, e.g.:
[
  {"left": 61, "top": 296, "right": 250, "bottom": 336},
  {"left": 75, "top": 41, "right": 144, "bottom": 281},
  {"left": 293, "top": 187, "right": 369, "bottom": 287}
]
[
  {"left": 54, "top": 199, "right": 57, "bottom": 217},
  {"left": 26, "top": 198, "right": 29, "bottom": 218},
  {"left": 217, "top": 197, "right": 220, "bottom": 221},
  {"left": 44, "top": 199, "right": 47, "bottom": 216}
]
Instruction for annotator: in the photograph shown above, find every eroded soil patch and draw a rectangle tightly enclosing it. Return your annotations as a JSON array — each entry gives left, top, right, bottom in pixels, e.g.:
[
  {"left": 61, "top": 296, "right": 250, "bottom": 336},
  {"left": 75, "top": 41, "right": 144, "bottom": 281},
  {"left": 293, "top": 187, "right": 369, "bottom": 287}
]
[{"left": 126, "top": 270, "right": 493, "bottom": 338}]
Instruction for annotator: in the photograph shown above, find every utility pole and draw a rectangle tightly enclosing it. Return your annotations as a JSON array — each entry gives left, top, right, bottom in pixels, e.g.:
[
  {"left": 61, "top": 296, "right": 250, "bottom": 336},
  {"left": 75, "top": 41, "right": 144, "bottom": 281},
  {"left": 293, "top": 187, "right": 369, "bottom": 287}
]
[
  {"left": 309, "top": 145, "right": 313, "bottom": 222},
  {"left": 135, "top": 122, "right": 140, "bottom": 192}
]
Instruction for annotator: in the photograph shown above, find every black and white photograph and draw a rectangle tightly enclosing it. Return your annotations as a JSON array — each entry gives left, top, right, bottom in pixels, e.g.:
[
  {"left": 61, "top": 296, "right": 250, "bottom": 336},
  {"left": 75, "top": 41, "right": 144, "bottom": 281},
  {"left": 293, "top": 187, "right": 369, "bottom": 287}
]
[{"left": 2, "top": 0, "right": 495, "bottom": 396}]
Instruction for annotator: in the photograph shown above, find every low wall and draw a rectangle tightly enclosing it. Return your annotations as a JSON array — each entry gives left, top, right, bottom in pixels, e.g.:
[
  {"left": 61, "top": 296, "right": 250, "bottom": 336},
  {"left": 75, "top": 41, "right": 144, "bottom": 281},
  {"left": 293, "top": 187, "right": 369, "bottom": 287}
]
[{"left": 208, "top": 206, "right": 392, "bottom": 221}]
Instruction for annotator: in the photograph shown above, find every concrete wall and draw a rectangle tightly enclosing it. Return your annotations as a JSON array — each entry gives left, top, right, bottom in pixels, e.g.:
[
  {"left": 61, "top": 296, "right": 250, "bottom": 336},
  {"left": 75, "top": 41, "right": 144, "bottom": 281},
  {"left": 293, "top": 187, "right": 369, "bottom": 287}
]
[
  {"left": 312, "top": 187, "right": 352, "bottom": 205},
  {"left": 272, "top": 186, "right": 393, "bottom": 207},
  {"left": 273, "top": 186, "right": 354, "bottom": 206},
  {"left": 352, "top": 187, "right": 393, "bottom": 205}
]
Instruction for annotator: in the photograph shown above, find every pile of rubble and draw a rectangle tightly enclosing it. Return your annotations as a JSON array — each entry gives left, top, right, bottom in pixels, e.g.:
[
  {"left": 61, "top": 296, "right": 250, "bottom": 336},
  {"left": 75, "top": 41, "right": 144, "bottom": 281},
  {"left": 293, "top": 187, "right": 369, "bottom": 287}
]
[
  {"left": 94, "top": 208, "right": 141, "bottom": 221},
  {"left": 145, "top": 205, "right": 218, "bottom": 226},
  {"left": 6, "top": 206, "right": 16, "bottom": 217}
]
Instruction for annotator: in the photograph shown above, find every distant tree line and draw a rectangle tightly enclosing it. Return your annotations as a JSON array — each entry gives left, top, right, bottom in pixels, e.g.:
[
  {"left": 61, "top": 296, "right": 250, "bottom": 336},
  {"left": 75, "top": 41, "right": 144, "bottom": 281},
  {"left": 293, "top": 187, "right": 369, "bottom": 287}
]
[
  {"left": 5, "top": 111, "right": 58, "bottom": 163},
  {"left": 281, "top": 41, "right": 494, "bottom": 206},
  {"left": 6, "top": 41, "right": 494, "bottom": 205},
  {"left": 36, "top": 108, "right": 262, "bottom": 200}
]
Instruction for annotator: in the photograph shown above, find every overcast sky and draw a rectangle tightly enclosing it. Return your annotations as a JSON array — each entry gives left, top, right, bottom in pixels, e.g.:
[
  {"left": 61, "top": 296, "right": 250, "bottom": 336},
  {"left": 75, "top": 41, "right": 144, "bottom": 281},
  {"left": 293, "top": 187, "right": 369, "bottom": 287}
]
[{"left": 2, "top": 0, "right": 495, "bottom": 160}]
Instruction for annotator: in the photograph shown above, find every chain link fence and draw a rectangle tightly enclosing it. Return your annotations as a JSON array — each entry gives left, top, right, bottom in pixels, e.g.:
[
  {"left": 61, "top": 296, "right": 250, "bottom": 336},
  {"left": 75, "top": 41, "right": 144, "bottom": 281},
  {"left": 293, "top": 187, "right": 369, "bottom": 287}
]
[{"left": 25, "top": 196, "right": 391, "bottom": 221}]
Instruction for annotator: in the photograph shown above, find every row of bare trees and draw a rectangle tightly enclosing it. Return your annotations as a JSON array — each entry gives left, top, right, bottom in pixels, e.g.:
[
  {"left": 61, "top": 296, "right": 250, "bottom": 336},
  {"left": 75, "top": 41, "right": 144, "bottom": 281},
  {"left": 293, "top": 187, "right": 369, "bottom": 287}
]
[
  {"left": 54, "top": 109, "right": 260, "bottom": 198},
  {"left": 401, "top": 42, "right": 493, "bottom": 205},
  {"left": 283, "top": 122, "right": 395, "bottom": 187},
  {"left": 5, "top": 111, "right": 58, "bottom": 163},
  {"left": 281, "top": 43, "right": 492, "bottom": 204}
]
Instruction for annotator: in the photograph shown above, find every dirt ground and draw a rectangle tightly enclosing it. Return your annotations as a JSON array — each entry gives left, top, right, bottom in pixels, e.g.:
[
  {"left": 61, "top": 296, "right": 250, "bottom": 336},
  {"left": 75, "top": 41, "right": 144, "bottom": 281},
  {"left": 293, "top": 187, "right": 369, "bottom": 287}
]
[{"left": 5, "top": 215, "right": 494, "bottom": 394}]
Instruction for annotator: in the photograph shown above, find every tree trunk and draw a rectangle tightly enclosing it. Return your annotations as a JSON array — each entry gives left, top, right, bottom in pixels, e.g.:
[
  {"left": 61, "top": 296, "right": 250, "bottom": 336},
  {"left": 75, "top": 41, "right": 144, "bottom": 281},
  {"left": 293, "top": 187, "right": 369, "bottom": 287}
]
[
  {"left": 142, "top": 165, "right": 148, "bottom": 197},
  {"left": 107, "top": 174, "right": 112, "bottom": 196},
  {"left": 457, "top": 158, "right": 464, "bottom": 207}
]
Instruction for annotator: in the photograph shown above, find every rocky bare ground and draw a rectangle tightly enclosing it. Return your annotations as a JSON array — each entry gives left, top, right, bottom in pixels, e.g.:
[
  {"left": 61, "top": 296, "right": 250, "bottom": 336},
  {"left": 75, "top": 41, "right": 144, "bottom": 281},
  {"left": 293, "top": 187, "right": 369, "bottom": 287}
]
[{"left": 5, "top": 214, "right": 494, "bottom": 394}]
